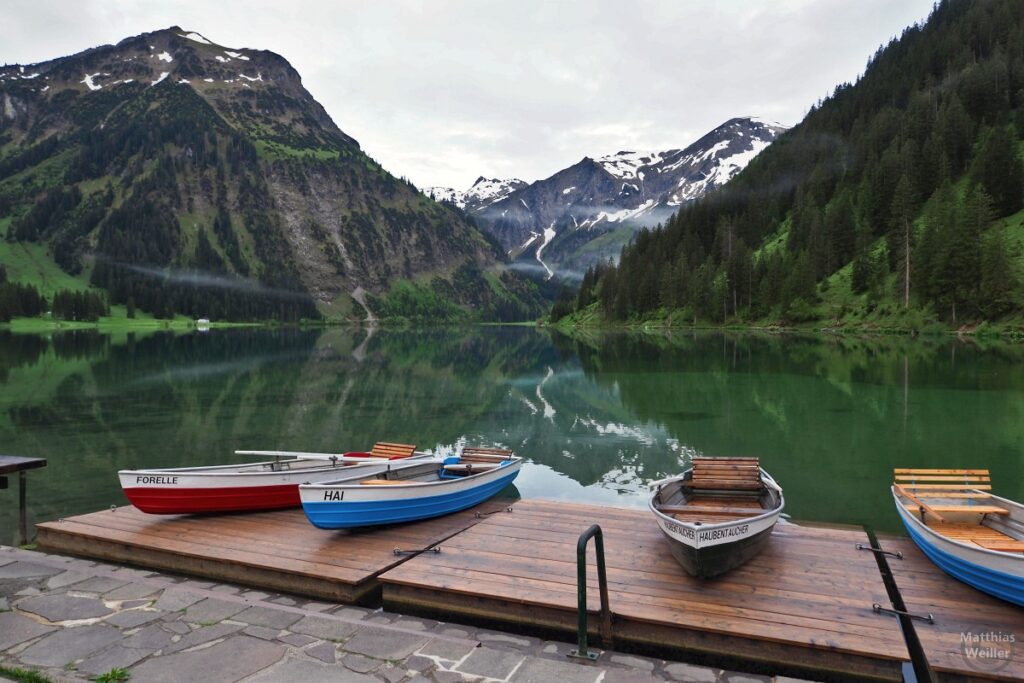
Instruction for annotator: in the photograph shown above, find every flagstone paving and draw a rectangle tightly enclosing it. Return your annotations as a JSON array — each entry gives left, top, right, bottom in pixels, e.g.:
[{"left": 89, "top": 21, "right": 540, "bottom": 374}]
[{"left": 0, "top": 545, "right": 814, "bottom": 683}]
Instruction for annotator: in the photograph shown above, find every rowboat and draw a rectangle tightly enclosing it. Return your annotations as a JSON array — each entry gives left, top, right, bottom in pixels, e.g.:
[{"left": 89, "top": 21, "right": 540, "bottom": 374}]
[
  {"left": 649, "top": 457, "right": 784, "bottom": 579},
  {"left": 893, "top": 468, "right": 1024, "bottom": 606},
  {"left": 300, "top": 447, "right": 522, "bottom": 529},
  {"left": 119, "top": 442, "right": 427, "bottom": 514}
]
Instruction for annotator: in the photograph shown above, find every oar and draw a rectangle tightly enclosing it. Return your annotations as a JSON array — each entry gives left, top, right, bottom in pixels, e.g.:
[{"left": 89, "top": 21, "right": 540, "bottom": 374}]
[{"left": 234, "top": 450, "right": 432, "bottom": 463}]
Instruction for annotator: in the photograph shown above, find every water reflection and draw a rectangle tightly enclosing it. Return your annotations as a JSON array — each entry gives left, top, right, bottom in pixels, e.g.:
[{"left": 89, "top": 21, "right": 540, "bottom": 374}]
[{"left": 1, "top": 327, "right": 1022, "bottom": 543}]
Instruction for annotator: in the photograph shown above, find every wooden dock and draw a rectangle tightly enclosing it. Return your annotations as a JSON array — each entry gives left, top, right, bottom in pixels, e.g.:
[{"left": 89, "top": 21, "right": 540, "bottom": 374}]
[
  {"left": 380, "top": 500, "right": 909, "bottom": 681},
  {"left": 34, "top": 498, "right": 1023, "bottom": 681},
  {"left": 36, "top": 499, "right": 509, "bottom": 603},
  {"left": 881, "top": 536, "right": 1024, "bottom": 682}
]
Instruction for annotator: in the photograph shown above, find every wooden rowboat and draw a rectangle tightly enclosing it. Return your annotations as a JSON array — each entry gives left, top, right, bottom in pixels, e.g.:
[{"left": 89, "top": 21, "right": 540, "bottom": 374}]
[
  {"left": 119, "top": 442, "right": 427, "bottom": 514},
  {"left": 300, "top": 447, "right": 521, "bottom": 529},
  {"left": 649, "top": 457, "right": 784, "bottom": 579},
  {"left": 893, "top": 468, "right": 1024, "bottom": 606}
]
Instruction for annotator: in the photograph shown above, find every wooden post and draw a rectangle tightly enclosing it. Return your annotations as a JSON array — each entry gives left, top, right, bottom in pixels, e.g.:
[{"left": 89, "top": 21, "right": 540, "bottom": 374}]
[{"left": 19, "top": 470, "right": 28, "bottom": 546}]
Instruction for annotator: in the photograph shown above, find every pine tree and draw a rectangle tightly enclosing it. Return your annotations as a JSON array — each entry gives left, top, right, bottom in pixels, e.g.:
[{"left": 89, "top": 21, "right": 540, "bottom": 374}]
[
  {"left": 971, "top": 126, "right": 1024, "bottom": 217},
  {"left": 979, "top": 222, "right": 1019, "bottom": 318},
  {"left": 888, "top": 174, "right": 916, "bottom": 308}
]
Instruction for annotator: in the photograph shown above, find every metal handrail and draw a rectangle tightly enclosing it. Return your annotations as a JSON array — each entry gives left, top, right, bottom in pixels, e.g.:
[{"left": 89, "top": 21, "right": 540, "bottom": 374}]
[{"left": 567, "top": 524, "right": 613, "bottom": 661}]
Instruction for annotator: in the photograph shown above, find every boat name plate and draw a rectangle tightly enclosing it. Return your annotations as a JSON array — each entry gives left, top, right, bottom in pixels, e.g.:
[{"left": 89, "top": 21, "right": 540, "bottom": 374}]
[{"left": 135, "top": 476, "right": 179, "bottom": 485}]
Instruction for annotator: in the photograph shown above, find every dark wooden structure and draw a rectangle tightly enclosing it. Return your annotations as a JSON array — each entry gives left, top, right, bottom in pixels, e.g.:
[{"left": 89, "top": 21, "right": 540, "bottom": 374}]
[
  {"left": 381, "top": 500, "right": 910, "bottom": 681},
  {"left": 36, "top": 498, "right": 509, "bottom": 603},
  {"left": 882, "top": 535, "right": 1024, "bottom": 682},
  {"left": 33, "top": 496, "right": 1021, "bottom": 681},
  {"left": 0, "top": 455, "right": 47, "bottom": 545}
]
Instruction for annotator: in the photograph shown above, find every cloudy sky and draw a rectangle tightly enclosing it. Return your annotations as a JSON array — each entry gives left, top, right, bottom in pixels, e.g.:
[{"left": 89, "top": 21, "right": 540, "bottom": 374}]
[{"left": 4, "top": 0, "right": 935, "bottom": 189}]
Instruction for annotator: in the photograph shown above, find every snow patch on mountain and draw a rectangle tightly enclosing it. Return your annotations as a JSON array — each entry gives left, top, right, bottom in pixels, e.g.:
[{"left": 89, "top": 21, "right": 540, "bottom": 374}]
[
  {"left": 157, "top": 51, "right": 173, "bottom": 63},
  {"left": 81, "top": 73, "right": 102, "bottom": 91},
  {"left": 596, "top": 150, "right": 666, "bottom": 180},
  {"left": 178, "top": 32, "right": 212, "bottom": 45},
  {"left": 535, "top": 222, "right": 557, "bottom": 279},
  {"left": 425, "top": 177, "right": 526, "bottom": 210}
]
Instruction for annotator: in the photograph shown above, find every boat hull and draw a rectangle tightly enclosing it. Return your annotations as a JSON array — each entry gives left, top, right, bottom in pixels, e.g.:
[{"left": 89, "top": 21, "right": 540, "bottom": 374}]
[
  {"left": 663, "top": 524, "right": 775, "bottom": 579},
  {"left": 649, "top": 467, "right": 784, "bottom": 579},
  {"left": 120, "top": 459, "right": 410, "bottom": 514},
  {"left": 895, "top": 492, "right": 1024, "bottom": 607},
  {"left": 301, "top": 464, "right": 521, "bottom": 529},
  {"left": 123, "top": 483, "right": 299, "bottom": 514}
]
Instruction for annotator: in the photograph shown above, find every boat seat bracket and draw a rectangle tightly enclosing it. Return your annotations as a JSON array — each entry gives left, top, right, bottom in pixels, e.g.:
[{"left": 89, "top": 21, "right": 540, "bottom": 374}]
[
  {"left": 855, "top": 543, "right": 903, "bottom": 560},
  {"left": 872, "top": 603, "right": 934, "bottom": 624},
  {"left": 393, "top": 546, "right": 441, "bottom": 557}
]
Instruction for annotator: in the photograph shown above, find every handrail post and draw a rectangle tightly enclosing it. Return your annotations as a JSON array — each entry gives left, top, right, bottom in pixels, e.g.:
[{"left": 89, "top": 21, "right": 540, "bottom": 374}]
[{"left": 568, "top": 524, "right": 613, "bottom": 661}]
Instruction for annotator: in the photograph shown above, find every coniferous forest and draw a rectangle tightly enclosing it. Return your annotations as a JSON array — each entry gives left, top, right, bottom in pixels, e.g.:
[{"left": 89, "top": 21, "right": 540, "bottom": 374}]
[{"left": 560, "top": 0, "right": 1024, "bottom": 330}]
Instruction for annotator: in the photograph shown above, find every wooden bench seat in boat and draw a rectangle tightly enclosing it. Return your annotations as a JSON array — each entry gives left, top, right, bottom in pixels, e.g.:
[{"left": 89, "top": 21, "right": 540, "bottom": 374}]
[
  {"left": 360, "top": 479, "right": 426, "bottom": 486},
  {"left": 973, "top": 540, "right": 1024, "bottom": 552},
  {"left": 659, "top": 505, "right": 765, "bottom": 517},
  {"left": 685, "top": 457, "right": 762, "bottom": 491},
  {"left": 893, "top": 469, "right": 1001, "bottom": 523},
  {"left": 443, "top": 463, "right": 502, "bottom": 474},
  {"left": 459, "top": 447, "right": 513, "bottom": 465},
  {"left": 368, "top": 442, "right": 418, "bottom": 459},
  {"left": 902, "top": 504, "right": 1008, "bottom": 515},
  {"left": 895, "top": 469, "right": 992, "bottom": 490},
  {"left": 922, "top": 521, "right": 1024, "bottom": 551}
]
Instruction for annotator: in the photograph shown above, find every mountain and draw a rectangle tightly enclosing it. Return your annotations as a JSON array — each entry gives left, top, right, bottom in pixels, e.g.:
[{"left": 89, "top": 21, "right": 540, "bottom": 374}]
[
  {"left": 558, "top": 0, "right": 1024, "bottom": 330},
  {"left": 425, "top": 177, "right": 527, "bottom": 212},
  {"left": 437, "top": 117, "right": 785, "bottom": 280},
  {"left": 0, "top": 28, "right": 545, "bottom": 322}
]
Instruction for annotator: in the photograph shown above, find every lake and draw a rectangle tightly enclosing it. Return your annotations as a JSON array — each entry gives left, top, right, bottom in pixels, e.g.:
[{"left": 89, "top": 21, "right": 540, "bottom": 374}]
[{"left": 1, "top": 326, "right": 1022, "bottom": 544}]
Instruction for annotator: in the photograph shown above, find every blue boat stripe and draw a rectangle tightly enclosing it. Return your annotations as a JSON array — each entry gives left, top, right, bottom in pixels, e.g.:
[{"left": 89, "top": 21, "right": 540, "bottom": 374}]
[
  {"left": 902, "top": 520, "right": 1024, "bottom": 607},
  {"left": 302, "top": 471, "right": 519, "bottom": 529}
]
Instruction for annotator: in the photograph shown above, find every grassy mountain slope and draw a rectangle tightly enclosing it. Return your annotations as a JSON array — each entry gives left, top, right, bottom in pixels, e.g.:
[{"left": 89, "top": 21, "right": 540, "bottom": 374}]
[{"left": 0, "top": 27, "right": 545, "bottom": 322}]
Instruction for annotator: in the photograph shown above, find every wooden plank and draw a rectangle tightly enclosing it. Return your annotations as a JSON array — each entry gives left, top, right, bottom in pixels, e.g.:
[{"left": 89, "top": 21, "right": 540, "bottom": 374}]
[
  {"left": 903, "top": 504, "right": 1008, "bottom": 515},
  {"left": 659, "top": 505, "right": 764, "bottom": 517},
  {"left": 903, "top": 484, "right": 992, "bottom": 491},
  {"left": 972, "top": 540, "right": 1024, "bottom": 552},
  {"left": 882, "top": 536, "right": 1024, "bottom": 681},
  {"left": 380, "top": 500, "right": 907, "bottom": 681},
  {"left": 35, "top": 501, "right": 506, "bottom": 603},
  {"left": 911, "top": 492, "right": 991, "bottom": 499},
  {"left": 894, "top": 485, "right": 947, "bottom": 523},
  {"left": 370, "top": 442, "right": 417, "bottom": 459},
  {"left": 893, "top": 469, "right": 990, "bottom": 475},
  {"left": 686, "top": 480, "right": 762, "bottom": 491},
  {"left": 894, "top": 475, "right": 990, "bottom": 482}
]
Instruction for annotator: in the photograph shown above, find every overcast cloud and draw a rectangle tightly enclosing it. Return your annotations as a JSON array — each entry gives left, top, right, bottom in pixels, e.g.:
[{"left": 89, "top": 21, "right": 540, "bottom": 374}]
[{"left": 3, "top": 0, "right": 935, "bottom": 189}]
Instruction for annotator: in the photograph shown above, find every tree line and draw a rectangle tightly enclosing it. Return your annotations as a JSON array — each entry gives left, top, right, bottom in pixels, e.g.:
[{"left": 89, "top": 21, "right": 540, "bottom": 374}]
[{"left": 559, "top": 0, "right": 1024, "bottom": 326}]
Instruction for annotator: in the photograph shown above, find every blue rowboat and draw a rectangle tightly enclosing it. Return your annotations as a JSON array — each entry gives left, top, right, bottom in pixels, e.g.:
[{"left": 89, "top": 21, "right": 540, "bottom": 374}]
[
  {"left": 300, "top": 451, "right": 522, "bottom": 529},
  {"left": 893, "top": 468, "right": 1024, "bottom": 607}
]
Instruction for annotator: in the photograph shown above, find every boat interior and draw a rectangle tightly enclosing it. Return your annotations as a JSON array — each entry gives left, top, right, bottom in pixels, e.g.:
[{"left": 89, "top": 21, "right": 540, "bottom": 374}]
[
  {"left": 894, "top": 469, "right": 1024, "bottom": 553},
  {"left": 343, "top": 448, "right": 516, "bottom": 487},
  {"left": 655, "top": 457, "right": 779, "bottom": 524}
]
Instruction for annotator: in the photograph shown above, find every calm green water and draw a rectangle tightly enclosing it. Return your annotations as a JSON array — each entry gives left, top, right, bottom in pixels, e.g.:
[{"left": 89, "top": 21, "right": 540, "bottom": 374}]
[{"left": 1, "top": 326, "right": 1022, "bottom": 543}]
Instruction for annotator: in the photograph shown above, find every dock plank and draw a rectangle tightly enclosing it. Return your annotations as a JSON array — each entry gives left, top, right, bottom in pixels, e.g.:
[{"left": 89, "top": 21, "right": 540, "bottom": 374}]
[
  {"left": 35, "top": 499, "right": 511, "bottom": 603},
  {"left": 380, "top": 500, "right": 909, "bottom": 681},
  {"left": 881, "top": 536, "right": 1024, "bottom": 681}
]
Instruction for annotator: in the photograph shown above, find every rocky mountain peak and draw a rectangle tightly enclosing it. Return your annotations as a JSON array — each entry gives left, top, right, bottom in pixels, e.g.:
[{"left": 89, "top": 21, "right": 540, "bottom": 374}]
[{"left": 459, "top": 116, "right": 787, "bottom": 280}]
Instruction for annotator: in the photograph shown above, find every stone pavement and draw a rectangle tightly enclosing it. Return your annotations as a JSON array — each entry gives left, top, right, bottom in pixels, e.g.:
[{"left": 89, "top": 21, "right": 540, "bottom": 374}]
[{"left": 0, "top": 546, "right": 814, "bottom": 683}]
